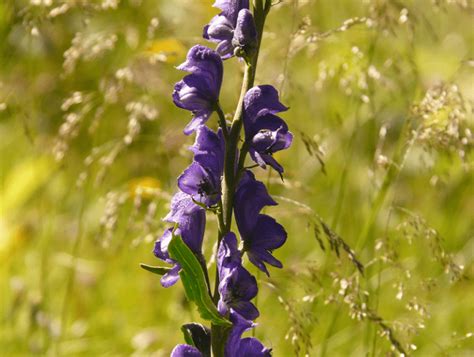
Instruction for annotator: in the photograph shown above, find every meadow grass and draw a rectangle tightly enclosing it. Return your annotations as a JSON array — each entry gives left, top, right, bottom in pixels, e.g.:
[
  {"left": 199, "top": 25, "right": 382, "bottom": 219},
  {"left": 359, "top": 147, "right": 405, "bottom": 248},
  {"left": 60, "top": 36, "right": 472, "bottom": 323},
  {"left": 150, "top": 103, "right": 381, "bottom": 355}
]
[{"left": 1, "top": 0, "right": 473, "bottom": 355}]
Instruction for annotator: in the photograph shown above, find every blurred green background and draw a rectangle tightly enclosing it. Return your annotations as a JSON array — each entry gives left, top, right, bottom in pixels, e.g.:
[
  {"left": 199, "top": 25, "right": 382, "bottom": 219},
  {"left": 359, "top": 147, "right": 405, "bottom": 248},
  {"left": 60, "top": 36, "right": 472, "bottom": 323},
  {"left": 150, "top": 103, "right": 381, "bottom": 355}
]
[{"left": 1, "top": 0, "right": 473, "bottom": 355}]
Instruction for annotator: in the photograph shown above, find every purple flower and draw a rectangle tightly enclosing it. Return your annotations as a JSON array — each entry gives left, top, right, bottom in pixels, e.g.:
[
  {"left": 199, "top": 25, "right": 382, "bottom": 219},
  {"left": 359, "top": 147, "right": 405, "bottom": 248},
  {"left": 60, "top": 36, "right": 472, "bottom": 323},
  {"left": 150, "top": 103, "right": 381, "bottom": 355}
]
[
  {"left": 173, "top": 45, "right": 223, "bottom": 135},
  {"left": 217, "top": 233, "right": 259, "bottom": 320},
  {"left": 178, "top": 127, "right": 225, "bottom": 206},
  {"left": 153, "top": 192, "right": 206, "bottom": 287},
  {"left": 164, "top": 192, "right": 206, "bottom": 253},
  {"left": 234, "top": 171, "right": 287, "bottom": 276},
  {"left": 225, "top": 311, "right": 272, "bottom": 357},
  {"left": 171, "top": 344, "right": 202, "bottom": 357},
  {"left": 203, "top": 1, "right": 256, "bottom": 59},
  {"left": 243, "top": 85, "right": 293, "bottom": 175}
]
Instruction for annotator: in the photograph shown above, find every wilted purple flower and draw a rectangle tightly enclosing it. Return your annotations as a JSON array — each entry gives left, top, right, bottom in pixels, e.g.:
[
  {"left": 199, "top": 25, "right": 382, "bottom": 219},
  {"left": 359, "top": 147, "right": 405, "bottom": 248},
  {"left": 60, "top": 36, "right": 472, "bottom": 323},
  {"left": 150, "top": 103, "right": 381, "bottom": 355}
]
[
  {"left": 171, "top": 344, "right": 202, "bottom": 357},
  {"left": 153, "top": 192, "right": 206, "bottom": 287},
  {"left": 178, "top": 126, "right": 225, "bottom": 206},
  {"left": 225, "top": 311, "right": 272, "bottom": 357},
  {"left": 217, "top": 233, "right": 259, "bottom": 320},
  {"left": 234, "top": 171, "right": 287, "bottom": 275},
  {"left": 204, "top": 1, "right": 256, "bottom": 59},
  {"left": 173, "top": 45, "right": 223, "bottom": 135},
  {"left": 243, "top": 85, "right": 293, "bottom": 174}
]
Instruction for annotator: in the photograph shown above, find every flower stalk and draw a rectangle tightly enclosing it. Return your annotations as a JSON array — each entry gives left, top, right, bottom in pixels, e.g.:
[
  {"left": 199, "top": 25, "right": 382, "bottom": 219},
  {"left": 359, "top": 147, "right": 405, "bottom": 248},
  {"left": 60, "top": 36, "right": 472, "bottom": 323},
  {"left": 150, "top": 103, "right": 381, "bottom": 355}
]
[{"left": 145, "top": 1, "right": 291, "bottom": 356}]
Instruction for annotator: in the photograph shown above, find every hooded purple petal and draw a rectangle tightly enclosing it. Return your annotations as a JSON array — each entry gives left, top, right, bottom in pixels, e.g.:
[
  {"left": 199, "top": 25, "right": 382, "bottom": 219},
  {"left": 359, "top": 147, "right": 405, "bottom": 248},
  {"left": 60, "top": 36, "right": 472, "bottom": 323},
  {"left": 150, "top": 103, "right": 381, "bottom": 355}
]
[
  {"left": 173, "top": 45, "right": 223, "bottom": 134},
  {"left": 243, "top": 85, "right": 288, "bottom": 130},
  {"left": 177, "top": 45, "right": 223, "bottom": 87},
  {"left": 234, "top": 171, "right": 277, "bottom": 237},
  {"left": 171, "top": 344, "right": 202, "bottom": 357},
  {"left": 243, "top": 87, "right": 292, "bottom": 173},
  {"left": 232, "top": 9, "right": 257, "bottom": 49}
]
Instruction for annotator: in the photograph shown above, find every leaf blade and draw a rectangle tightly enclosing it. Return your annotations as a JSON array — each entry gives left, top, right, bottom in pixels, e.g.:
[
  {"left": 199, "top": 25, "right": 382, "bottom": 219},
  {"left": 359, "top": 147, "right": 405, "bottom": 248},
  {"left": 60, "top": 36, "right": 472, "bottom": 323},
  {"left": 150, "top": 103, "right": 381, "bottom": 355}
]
[{"left": 168, "top": 235, "right": 231, "bottom": 327}]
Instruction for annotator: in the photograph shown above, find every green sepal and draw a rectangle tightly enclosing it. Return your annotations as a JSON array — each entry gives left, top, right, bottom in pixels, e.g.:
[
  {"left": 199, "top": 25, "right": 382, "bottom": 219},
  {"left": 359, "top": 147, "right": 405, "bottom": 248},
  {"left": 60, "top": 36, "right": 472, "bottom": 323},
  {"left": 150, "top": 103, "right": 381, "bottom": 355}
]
[
  {"left": 168, "top": 234, "right": 231, "bottom": 327},
  {"left": 139, "top": 263, "right": 171, "bottom": 276}
]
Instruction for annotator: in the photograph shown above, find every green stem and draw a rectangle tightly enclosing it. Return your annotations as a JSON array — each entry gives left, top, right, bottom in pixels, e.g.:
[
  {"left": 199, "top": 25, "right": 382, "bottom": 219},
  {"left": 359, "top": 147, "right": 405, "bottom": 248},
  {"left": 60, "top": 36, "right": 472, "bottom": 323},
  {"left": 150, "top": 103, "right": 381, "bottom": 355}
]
[{"left": 215, "top": 103, "right": 229, "bottom": 139}]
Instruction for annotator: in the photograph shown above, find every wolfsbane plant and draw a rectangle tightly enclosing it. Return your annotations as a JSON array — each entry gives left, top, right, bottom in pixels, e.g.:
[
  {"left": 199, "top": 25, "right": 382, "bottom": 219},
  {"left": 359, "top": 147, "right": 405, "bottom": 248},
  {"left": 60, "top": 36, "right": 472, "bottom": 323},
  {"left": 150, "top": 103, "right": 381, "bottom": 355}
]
[{"left": 142, "top": 1, "right": 292, "bottom": 355}]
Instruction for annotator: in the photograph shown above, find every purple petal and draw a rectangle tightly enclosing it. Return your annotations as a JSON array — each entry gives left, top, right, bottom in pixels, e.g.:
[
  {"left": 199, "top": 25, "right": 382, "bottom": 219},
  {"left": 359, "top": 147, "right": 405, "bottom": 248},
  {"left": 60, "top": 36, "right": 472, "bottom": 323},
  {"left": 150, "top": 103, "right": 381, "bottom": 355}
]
[
  {"left": 153, "top": 228, "right": 174, "bottom": 262},
  {"left": 178, "top": 162, "right": 219, "bottom": 206},
  {"left": 243, "top": 85, "right": 288, "bottom": 130},
  {"left": 206, "top": 15, "right": 234, "bottom": 40},
  {"left": 244, "top": 214, "right": 286, "bottom": 274},
  {"left": 164, "top": 192, "right": 205, "bottom": 254},
  {"left": 176, "top": 45, "right": 223, "bottom": 104},
  {"left": 160, "top": 264, "right": 181, "bottom": 288},
  {"left": 249, "top": 149, "right": 267, "bottom": 169},
  {"left": 259, "top": 153, "right": 284, "bottom": 175},
  {"left": 234, "top": 171, "right": 277, "bottom": 236},
  {"left": 170, "top": 344, "right": 202, "bottom": 357},
  {"left": 218, "top": 265, "right": 259, "bottom": 320},
  {"left": 216, "top": 39, "right": 235, "bottom": 59},
  {"left": 213, "top": 0, "right": 249, "bottom": 24},
  {"left": 233, "top": 9, "right": 257, "bottom": 48},
  {"left": 173, "top": 76, "right": 215, "bottom": 112},
  {"left": 183, "top": 112, "right": 211, "bottom": 136},
  {"left": 217, "top": 232, "right": 242, "bottom": 278},
  {"left": 232, "top": 300, "right": 259, "bottom": 321},
  {"left": 239, "top": 338, "right": 272, "bottom": 356},
  {"left": 252, "top": 213, "right": 288, "bottom": 249},
  {"left": 226, "top": 311, "right": 270, "bottom": 357},
  {"left": 226, "top": 311, "right": 254, "bottom": 354}
]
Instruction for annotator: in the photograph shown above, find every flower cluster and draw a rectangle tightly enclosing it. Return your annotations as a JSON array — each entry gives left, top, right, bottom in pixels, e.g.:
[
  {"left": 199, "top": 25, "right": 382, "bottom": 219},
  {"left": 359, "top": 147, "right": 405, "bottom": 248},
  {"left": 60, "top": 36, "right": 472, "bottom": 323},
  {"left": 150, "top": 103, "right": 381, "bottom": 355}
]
[{"left": 150, "top": 1, "right": 292, "bottom": 355}]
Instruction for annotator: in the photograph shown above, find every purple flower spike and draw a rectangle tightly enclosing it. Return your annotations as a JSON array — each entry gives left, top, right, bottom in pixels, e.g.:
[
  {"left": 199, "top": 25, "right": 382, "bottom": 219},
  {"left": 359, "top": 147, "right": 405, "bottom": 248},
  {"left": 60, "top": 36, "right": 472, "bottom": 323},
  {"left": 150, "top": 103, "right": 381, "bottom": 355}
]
[
  {"left": 234, "top": 171, "right": 287, "bottom": 275},
  {"left": 178, "top": 126, "right": 225, "bottom": 206},
  {"left": 217, "top": 233, "right": 259, "bottom": 320},
  {"left": 204, "top": 1, "right": 256, "bottom": 59},
  {"left": 171, "top": 344, "right": 202, "bottom": 357},
  {"left": 225, "top": 311, "right": 272, "bottom": 357},
  {"left": 243, "top": 85, "right": 292, "bottom": 174},
  {"left": 173, "top": 45, "right": 223, "bottom": 134}
]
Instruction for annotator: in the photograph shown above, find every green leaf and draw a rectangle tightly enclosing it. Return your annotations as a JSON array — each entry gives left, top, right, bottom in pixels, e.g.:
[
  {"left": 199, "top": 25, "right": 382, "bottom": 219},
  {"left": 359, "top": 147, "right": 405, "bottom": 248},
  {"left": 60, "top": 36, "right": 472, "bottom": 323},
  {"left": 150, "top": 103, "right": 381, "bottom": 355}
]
[
  {"left": 168, "top": 235, "right": 231, "bottom": 327},
  {"left": 139, "top": 263, "right": 171, "bottom": 276}
]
